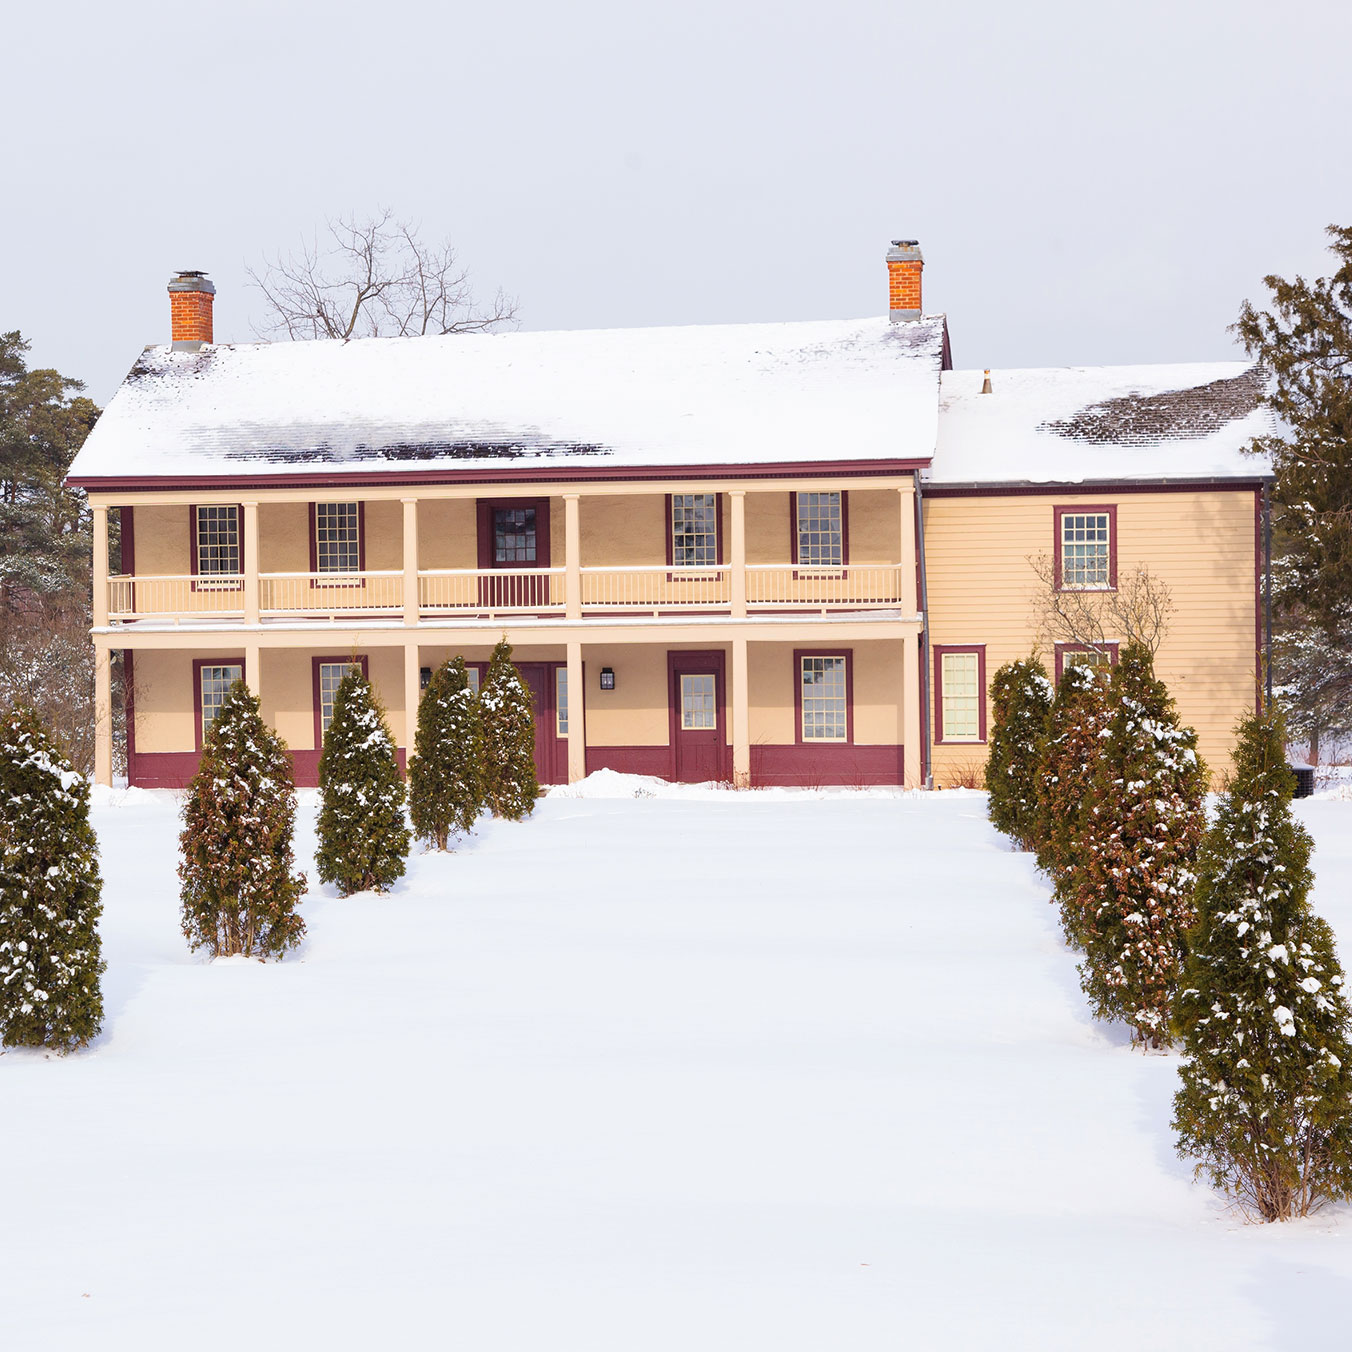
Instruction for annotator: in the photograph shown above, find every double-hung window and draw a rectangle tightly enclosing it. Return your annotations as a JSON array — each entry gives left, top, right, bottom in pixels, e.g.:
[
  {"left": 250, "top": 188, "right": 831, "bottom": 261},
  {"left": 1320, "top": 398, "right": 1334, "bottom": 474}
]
[
  {"left": 316, "top": 658, "right": 366, "bottom": 737},
  {"left": 798, "top": 652, "right": 849, "bottom": 743},
  {"left": 794, "top": 492, "right": 844, "bottom": 569},
  {"left": 193, "top": 505, "right": 241, "bottom": 586},
  {"left": 670, "top": 494, "right": 719, "bottom": 570},
  {"left": 314, "top": 503, "right": 362, "bottom": 576},
  {"left": 935, "top": 646, "right": 985, "bottom": 743},
  {"left": 196, "top": 660, "right": 243, "bottom": 748},
  {"left": 1056, "top": 506, "right": 1115, "bottom": 591}
]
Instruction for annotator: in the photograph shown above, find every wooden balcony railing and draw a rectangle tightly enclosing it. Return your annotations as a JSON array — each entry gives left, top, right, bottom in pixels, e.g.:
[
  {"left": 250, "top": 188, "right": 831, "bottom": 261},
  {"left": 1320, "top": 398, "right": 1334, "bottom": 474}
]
[{"left": 105, "top": 563, "right": 912, "bottom": 623}]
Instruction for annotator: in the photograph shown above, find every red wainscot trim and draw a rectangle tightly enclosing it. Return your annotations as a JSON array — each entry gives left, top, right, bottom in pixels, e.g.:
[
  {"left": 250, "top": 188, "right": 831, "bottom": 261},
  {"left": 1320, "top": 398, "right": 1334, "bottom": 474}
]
[
  {"left": 308, "top": 501, "right": 367, "bottom": 586},
  {"left": 68, "top": 457, "right": 934, "bottom": 494},
  {"left": 310, "top": 654, "right": 370, "bottom": 754},
  {"left": 188, "top": 504, "right": 245, "bottom": 592},
  {"left": 584, "top": 747, "right": 673, "bottom": 779},
  {"left": 126, "top": 750, "right": 200, "bottom": 790},
  {"left": 751, "top": 744, "right": 903, "bottom": 787},
  {"left": 792, "top": 648, "right": 854, "bottom": 747},
  {"left": 932, "top": 644, "right": 987, "bottom": 745},
  {"left": 788, "top": 490, "right": 850, "bottom": 572},
  {"left": 192, "top": 655, "right": 247, "bottom": 752},
  {"left": 1052, "top": 503, "right": 1117, "bottom": 592},
  {"left": 1052, "top": 642, "right": 1120, "bottom": 683},
  {"left": 288, "top": 746, "right": 405, "bottom": 789}
]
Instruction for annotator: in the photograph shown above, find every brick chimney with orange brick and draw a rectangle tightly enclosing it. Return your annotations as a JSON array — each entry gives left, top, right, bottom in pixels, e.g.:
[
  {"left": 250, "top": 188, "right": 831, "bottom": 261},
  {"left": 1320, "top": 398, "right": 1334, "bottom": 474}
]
[
  {"left": 168, "top": 271, "right": 215, "bottom": 348},
  {"left": 886, "top": 240, "right": 923, "bottom": 322}
]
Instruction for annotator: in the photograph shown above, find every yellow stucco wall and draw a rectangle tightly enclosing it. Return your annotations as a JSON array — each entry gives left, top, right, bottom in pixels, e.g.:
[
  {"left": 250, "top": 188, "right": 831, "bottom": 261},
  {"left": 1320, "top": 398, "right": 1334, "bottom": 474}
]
[
  {"left": 923, "top": 488, "right": 1258, "bottom": 786},
  {"left": 133, "top": 506, "right": 191, "bottom": 575}
]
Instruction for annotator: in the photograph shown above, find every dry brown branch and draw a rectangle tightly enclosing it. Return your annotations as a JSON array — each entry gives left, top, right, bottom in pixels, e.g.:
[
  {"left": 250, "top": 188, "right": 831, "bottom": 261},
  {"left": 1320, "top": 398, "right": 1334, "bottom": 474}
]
[{"left": 1027, "top": 552, "right": 1174, "bottom": 657}]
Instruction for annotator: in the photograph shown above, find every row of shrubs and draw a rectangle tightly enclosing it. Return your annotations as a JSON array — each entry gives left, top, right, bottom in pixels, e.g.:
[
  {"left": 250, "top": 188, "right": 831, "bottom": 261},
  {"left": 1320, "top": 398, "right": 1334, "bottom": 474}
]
[
  {"left": 0, "top": 640, "right": 541, "bottom": 1052},
  {"left": 985, "top": 646, "right": 1352, "bottom": 1221}
]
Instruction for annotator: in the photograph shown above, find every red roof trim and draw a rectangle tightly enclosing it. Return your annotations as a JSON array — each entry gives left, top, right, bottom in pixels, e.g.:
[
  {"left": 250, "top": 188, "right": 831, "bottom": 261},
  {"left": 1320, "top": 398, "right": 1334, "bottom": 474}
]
[{"left": 67, "top": 458, "right": 932, "bottom": 494}]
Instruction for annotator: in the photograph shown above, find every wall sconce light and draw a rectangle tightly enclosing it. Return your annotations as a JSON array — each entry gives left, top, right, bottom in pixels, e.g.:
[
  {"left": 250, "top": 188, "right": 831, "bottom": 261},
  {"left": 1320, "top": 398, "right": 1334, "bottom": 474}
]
[{"left": 599, "top": 667, "right": 616, "bottom": 691}]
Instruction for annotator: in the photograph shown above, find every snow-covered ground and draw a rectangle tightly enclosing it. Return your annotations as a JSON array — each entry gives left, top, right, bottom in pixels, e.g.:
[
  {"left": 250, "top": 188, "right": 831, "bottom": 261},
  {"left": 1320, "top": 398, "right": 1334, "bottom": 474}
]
[{"left": 6, "top": 778, "right": 1352, "bottom": 1350}]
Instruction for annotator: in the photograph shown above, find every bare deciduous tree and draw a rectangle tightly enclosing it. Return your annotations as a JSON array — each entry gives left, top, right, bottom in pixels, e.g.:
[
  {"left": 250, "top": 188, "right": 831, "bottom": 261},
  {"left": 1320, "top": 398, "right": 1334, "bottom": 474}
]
[
  {"left": 247, "top": 209, "right": 518, "bottom": 341},
  {"left": 1028, "top": 553, "right": 1174, "bottom": 657}
]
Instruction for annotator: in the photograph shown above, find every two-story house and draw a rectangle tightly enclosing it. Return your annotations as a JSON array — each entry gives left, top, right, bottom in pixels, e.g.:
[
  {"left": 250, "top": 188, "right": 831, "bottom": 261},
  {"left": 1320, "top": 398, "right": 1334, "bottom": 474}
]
[{"left": 67, "top": 243, "right": 1270, "bottom": 790}]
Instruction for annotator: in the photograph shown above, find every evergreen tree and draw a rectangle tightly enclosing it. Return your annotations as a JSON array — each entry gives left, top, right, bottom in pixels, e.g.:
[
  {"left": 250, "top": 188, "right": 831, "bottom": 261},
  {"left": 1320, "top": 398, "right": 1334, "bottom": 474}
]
[
  {"left": 985, "top": 655, "right": 1054, "bottom": 850},
  {"left": 178, "top": 680, "right": 307, "bottom": 959},
  {"left": 408, "top": 657, "right": 484, "bottom": 849},
  {"left": 479, "top": 639, "right": 539, "bottom": 821},
  {"left": 1076, "top": 644, "right": 1208, "bottom": 1048},
  {"left": 1033, "top": 661, "right": 1113, "bottom": 946},
  {"left": 0, "top": 706, "right": 104, "bottom": 1051},
  {"left": 316, "top": 668, "right": 411, "bottom": 895},
  {"left": 1173, "top": 707, "right": 1352, "bottom": 1220}
]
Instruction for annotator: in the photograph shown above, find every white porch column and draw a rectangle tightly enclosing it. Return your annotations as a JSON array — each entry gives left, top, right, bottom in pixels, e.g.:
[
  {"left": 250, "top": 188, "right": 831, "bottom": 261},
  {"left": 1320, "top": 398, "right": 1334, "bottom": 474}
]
[
  {"left": 242, "top": 501, "right": 260, "bottom": 625},
  {"left": 564, "top": 494, "right": 581, "bottom": 620},
  {"left": 92, "top": 505, "right": 110, "bottom": 627},
  {"left": 903, "top": 629, "right": 923, "bottom": 789},
  {"left": 94, "top": 642, "right": 113, "bottom": 787},
  {"left": 899, "top": 482, "right": 918, "bottom": 616},
  {"left": 566, "top": 639, "right": 585, "bottom": 783},
  {"left": 404, "top": 640, "right": 422, "bottom": 767},
  {"left": 402, "top": 497, "right": 419, "bottom": 627},
  {"left": 732, "top": 635, "right": 750, "bottom": 788},
  {"left": 244, "top": 643, "right": 261, "bottom": 695},
  {"left": 729, "top": 490, "right": 747, "bottom": 618}
]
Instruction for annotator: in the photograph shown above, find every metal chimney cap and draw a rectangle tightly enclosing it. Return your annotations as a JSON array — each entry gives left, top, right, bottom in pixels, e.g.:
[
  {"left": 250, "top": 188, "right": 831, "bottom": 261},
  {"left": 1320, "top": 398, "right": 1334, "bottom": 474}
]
[{"left": 168, "top": 271, "right": 216, "bottom": 294}]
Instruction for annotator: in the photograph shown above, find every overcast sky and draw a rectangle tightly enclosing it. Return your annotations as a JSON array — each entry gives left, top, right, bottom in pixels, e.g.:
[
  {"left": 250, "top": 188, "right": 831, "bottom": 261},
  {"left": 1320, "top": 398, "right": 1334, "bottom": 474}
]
[{"left": 7, "top": 0, "right": 1351, "bottom": 406}]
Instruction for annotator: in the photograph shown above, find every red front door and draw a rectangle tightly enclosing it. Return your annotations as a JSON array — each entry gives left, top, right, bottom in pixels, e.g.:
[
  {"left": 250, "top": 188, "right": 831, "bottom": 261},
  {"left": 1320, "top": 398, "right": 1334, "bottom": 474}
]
[
  {"left": 669, "top": 650, "right": 726, "bottom": 783},
  {"left": 474, "top": 659, "right": 566, "bottom": 785}
]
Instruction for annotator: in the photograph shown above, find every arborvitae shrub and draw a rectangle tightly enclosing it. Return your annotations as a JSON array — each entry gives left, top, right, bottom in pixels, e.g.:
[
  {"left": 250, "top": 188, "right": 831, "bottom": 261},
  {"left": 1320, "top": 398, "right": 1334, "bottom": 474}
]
[
  {"left": 0, "top": 706, "right": 105, "bottom": 1051},
  {"left": 408, "top": 657, "right": 484, "bottom": 850},
  {"left": 986, "top": 655, "right": 1054, "bottom": 850},
  {"left": 1076, "top": 644, "right": 1208, "bottom": 1048},
  {"left": 480, "top": 639, "right": 539, "bottom": 820},
  {"left": 316, "top": 669, "right": 411, "bottom": 896},
  {"left": 178, "top": 680, "right": 307, "bottom": 959},
  {"left": 1173, "top": 707, "right": 1352, "bottom": 1220},
  {"left": 1034, "top": 662, "right": 1113, "bottom": 946}
]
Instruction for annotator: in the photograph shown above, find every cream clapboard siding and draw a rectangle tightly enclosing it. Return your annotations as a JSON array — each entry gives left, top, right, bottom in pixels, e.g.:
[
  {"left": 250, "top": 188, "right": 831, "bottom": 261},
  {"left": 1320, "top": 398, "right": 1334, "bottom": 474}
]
[{"left": 923, "top": 488, "right": 1259, "bottom": 787}]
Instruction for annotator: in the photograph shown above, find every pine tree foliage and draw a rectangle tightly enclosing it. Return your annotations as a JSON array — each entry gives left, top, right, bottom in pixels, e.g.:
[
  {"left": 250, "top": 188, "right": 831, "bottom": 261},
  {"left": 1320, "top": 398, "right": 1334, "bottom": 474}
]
[
  {"left": 316, "top": 669, "right": 411, "bottom": 895},
  {"left": 1173, "top": 707, "right": 1352, "bottom": 1220},
  {"left": 479, "top": 639, "right": 539, "bottom": 821},
  {"left": 1236, "top": 225, "right": 1352, "bottom": 633},
  {"left": 986, "top": 656, "right": 1054, "bottom": 850},
  {"left": 178, "top": 680, "right": 307, "bottom": 959},
  {"left": 408, "top": 657, "right": 484, "bottom": 850},
  {"left": 1033, "top": 661, "right": 1113, "bottom": 946},
  {"left": 0, "top": 706, "right": 104, "bottom": 1051},
  {"left": 1076, "top": 644, "right": 1208, "bottom": 1048}
]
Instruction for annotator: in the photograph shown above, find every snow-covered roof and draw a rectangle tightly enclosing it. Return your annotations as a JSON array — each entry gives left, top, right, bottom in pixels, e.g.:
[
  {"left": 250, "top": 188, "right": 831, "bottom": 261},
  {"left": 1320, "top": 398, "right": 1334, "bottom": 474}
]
[
  {"left": 931, "top": 362, "right": 1272, "bottom": 485},
  {"left": 67, "top": 317, "right": 949, "bottom": 483}
]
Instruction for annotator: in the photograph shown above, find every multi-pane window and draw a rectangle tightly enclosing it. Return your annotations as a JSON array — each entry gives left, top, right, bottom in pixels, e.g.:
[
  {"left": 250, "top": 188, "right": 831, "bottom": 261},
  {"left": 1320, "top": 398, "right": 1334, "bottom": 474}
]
[
  {"left": 1066, "top": 647, "right": 1112, "bottom": 671},
  {"left": 200, "top": 663, "right": 243, "bottom": 734},
  {"left": 796, "top": 492, "right": 843, "bottom": 568},
  {"left": 556, "top": 666, "right": 569, "bottom": 737},
  {"left": 671, "top": 494, "right": 719, "bottom": 569},
  {"left": 196, "top": 505, "right": 240, "bottom": 578},
  {"left": 1060, "top": 512, "right": 1111, "bottom": 589},
  {"left": 318, "top": 661, "right": 361, "bottom": 735},
  {"left": 680, "top": 674, "right": 717, "bottom": 730},
  {"left": 315, "top": 503, "right": 361, "bottom": 574},
  {"left": 800, "top": 655, "right": 848, "bottom": 742},
  {"left": 494, "top": 507, "right": 538, "bottom": 564},
  {"left": 940, "top": 651, "right": 981, "bottom": 741}
]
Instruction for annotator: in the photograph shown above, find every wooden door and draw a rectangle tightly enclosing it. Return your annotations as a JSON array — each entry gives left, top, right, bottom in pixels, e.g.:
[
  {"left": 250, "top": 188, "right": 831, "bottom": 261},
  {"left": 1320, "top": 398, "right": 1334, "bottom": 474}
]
[
  {"left": 669, "top": 650, "right": 726, "bottom": 783},
  {"left": 477, "top": 499, "right": 551, "bottom": 608}
]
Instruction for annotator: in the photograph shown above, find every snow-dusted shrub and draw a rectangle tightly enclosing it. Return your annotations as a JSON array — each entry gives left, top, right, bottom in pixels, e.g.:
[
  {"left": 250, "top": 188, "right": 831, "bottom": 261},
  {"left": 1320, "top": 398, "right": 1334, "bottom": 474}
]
[
  {"left": 178, "top": 680, "right": 306, "bottom": 959},
  {"left": 479, "top": 639, "right": 539, "bottom": 821},
  {"left": 985, "top": 655, "right": 1053, "bottom": 850},
  {"left": 1033, "top": 662, "right": 1113, "bottom": 946},
  {"left": 1173, "top": 706, "right": 1352, "bottom": 1220},
  {"left": 1076, "top": 644, "right": 1208, "bottom": 1048},
  {"left": 409, "top": 657, "right": 484, "bottom": 850},
  {"left": 316, "top": 668, "right": 410, "bottom": 895},
  {"left": 0, "top": 705, "right": 105, "bottom": 1051}
]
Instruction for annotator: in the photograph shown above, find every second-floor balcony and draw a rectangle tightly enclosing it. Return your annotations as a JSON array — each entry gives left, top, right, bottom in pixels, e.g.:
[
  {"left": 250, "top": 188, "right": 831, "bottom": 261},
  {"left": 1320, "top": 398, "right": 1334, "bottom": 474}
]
[{"left": 104, "top": 563, "right": 913, "bottom": 624}]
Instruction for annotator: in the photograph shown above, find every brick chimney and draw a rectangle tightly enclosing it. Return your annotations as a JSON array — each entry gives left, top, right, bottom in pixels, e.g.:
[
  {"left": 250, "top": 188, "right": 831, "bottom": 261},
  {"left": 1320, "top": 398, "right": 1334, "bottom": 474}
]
[
  {"left": 886, "top": 240, "right": 923, "bottom": 321},
  {"left": 168, "top": 270, "right": 215, "bottom": 348}
]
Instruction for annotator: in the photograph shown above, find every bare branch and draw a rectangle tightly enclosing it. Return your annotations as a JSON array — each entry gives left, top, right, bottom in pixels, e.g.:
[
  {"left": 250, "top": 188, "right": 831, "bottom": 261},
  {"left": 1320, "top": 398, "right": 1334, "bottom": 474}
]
[
  {"left": 1028, "top": 553, "right": 1174, "bottom": 657},
  {"left": 246, "top": 209, "right": 518, "bottom": 341}
]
